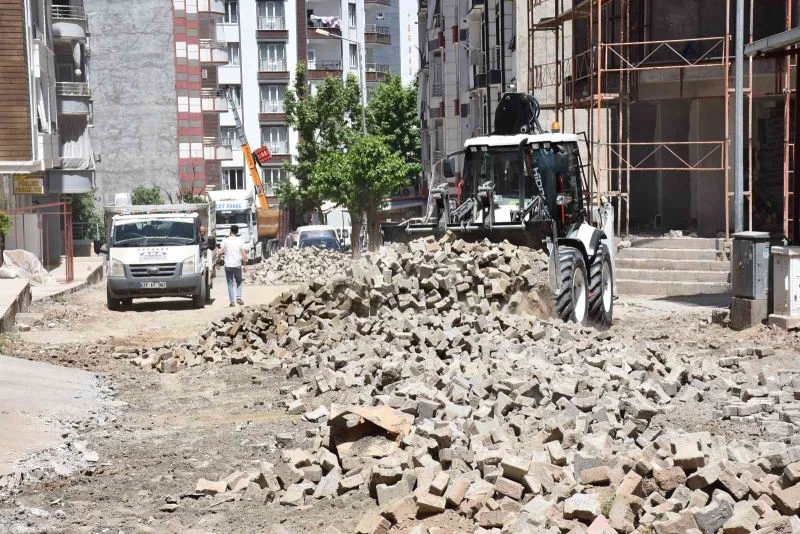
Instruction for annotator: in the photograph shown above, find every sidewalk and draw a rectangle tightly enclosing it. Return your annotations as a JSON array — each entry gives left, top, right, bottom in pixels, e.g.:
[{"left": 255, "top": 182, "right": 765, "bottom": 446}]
[{"left": 32, "top": 256, "right": 104, "bottom": 302}]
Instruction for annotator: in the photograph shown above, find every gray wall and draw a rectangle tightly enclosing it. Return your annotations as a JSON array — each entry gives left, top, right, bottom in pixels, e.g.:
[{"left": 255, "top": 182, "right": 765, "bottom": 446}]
[{"left": 86, "top": 0, "right": 178, "bottom": 206}]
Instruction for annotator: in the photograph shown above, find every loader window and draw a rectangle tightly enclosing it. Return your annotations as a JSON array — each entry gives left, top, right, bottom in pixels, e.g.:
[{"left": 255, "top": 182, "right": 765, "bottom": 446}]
[
  {"left": 462, "top": 147, "right": 522, "bottom": 203},
  {"left": 555, "top": 142, "right": 582, "bottom": 224}
]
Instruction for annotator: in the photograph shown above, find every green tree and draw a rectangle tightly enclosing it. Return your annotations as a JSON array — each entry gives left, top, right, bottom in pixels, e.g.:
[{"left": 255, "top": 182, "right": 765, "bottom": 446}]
[
  {"left": 131, "top": 186, "right": 162, "bottom": 205},
  {"left": 312, "top": 135, "right": 409, "bottom": 257},
  {"left": 281, "top": 64, "right": 363, "bottom": 220},
  {"left": 71, "top": 192, "right": 103, "bottom": 240},
  {"left": 367, "top": 74, "right": 421, "bottom": 182}
]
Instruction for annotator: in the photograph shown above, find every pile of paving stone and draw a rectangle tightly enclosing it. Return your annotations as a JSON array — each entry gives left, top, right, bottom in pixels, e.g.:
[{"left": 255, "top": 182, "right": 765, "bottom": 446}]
[
  {"left": 248, "top": 247, "right": 352, "bottom": 284},
  {"left": 129, "top": 234, "right": 800, "bottom": 532}
]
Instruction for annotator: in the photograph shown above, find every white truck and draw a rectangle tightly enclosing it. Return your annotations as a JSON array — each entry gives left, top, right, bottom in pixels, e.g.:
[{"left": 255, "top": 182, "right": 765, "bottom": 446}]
[
  {"left": 98, "top": 202, "right": 218, "bottom": 310},
  {"left": 206, "top": 189, "right": 262, "bottom": 263}
]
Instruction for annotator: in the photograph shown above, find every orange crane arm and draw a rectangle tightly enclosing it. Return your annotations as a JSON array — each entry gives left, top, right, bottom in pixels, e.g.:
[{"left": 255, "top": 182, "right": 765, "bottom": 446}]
[{"left": 224, "top": 89, "right": 269, "bottom": 210}]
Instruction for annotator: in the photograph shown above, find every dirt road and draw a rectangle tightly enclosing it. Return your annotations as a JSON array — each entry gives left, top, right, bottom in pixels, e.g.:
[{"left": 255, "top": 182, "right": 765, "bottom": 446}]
[{"left": 2, "top": 273, "right": 799, "bottom": 533}]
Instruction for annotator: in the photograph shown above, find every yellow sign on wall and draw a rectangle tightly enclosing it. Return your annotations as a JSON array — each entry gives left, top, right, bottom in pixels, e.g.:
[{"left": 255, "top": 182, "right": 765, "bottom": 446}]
[{"left": 14, "top": 174, "right": 44, "bottom": 195}]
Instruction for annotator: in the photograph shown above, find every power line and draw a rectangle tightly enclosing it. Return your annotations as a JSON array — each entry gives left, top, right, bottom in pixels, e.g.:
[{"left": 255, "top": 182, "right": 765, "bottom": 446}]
[{"left": 90, "top": 0, "right": 173, "bottom": 97}]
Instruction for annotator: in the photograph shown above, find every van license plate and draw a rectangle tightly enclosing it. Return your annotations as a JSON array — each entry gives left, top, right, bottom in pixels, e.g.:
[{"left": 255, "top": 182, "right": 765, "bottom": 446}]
[{"left": 140, "top": 282, "right": 167, "bottom": 289}]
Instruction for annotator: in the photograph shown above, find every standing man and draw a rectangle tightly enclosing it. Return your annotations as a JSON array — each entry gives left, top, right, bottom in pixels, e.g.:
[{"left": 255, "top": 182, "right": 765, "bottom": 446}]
[{"left": 220, "top": 224, "right": 247, "bottom": 307}]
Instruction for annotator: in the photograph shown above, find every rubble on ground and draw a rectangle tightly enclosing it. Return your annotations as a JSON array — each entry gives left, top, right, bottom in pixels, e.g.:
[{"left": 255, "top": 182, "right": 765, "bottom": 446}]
[
  {"left": 123, "top": 234, "right": 800, "bottom": 531},
  {"left": 248, "top": 247, "right": 353, "bottom": 284}
]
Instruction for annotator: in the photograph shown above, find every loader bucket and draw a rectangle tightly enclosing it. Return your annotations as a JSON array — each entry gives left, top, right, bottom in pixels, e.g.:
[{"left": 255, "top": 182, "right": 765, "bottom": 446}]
[{"left": 382, "top": 221, "right": 552, "bottom": 251}]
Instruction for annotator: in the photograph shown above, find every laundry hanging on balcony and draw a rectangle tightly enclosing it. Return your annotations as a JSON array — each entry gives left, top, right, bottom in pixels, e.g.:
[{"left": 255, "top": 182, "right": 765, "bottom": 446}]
[{"left": 309, "top": 15, "right": 340, "bottom": 29}]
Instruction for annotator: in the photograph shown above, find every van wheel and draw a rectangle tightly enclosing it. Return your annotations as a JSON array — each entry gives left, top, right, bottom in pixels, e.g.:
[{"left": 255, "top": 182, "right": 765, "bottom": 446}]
[
  {"left": 193, "top": 276, "right": 207, "bottom": 308},
  {"left": 555, "top": 246, "right": 589, "bottom": 325},
  {"left": 107, "top": 289, "right": 121, "bottom": 311},
  {"left": 588, "top": 244, "right": 613, "bottom": 328},
  {"left": 121, "top": 298, "right": 133, "bottom": 308}
]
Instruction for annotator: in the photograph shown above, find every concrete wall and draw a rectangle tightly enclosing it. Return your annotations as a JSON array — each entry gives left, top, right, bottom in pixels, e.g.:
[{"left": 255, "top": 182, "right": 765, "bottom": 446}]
[
  {"left": 365, "top": 2, "right": 400, "bottom": 76},
  {"left": 86, "top": 0, "right": 179, "bottom": 205}
]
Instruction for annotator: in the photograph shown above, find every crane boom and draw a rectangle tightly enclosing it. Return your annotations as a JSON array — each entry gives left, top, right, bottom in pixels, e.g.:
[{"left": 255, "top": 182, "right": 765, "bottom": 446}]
[
  {"left": 221, "top": 89, "right": 280, "bottom": 250},
  {"left": 224, "top": 89, "right": 269, "bottom": 210}
]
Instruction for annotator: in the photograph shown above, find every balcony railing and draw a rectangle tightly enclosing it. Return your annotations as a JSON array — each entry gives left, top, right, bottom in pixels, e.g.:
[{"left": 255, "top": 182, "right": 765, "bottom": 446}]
[
  {"left": 263, "top": 141, "right": 288, "bottom": 154},
  {"left": 56, "top": 81, "right": 91, "bottom": 96},
  {"left": 366, "top": 63, "right": 390, "bottom": 73},
  {"left": 311, "top": 60, "right": 342, "bottom": 70},
  {"left": 365, "top": 24, "right": 390, "bottom": 36},
  {"left": 260, "top": 100, "right": 285, "bottom": 113},
  {"left": 52, "top": 5, "right": 86, "bottom": 19},
  {"left": 258, "top": 16, "right": 286, "bottom": 30},
  {"left": 199, "top": 38, "right": 227, "bottom": 50},
  {"left": 259, "top": 59, "right": 287, "bottom": 72},
  {"left": 432, "top": 83, "right": 444, "bottom": 97}
]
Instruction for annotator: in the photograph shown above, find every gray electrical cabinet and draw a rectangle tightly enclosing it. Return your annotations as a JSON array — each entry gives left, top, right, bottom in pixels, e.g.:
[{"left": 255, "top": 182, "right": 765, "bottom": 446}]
[{"left": 731, "top": 231, "right": 773, "bottom": 300}]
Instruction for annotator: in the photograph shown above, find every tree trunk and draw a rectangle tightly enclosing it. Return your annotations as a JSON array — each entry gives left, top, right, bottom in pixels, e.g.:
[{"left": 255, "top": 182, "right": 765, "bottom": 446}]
[
  {"left": 366, "top": 202, "right": 382, "bottom": 252},
  {"left": 350, "top": 215, "right": 363, "bottom": 259},
  {"left": 0, "top": 233, "right": 5, "bottom": 267}
]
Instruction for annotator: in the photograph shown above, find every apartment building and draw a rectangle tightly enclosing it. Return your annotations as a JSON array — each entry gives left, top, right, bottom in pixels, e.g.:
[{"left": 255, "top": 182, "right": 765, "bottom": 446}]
[
  {"left": 417, "top": 0, "right": 516, "bottom": 195},
  {"left": 87, "top": 0, "right": 231, "bottom": 204},
  {"left": 0, "top": 0, "right": 95, "bottom": 262}
]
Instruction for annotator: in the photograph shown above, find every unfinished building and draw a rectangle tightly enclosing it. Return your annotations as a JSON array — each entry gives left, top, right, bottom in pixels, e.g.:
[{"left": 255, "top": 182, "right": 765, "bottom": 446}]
[{"left": 517, "top": 0, "right": 796, "bottom": 238}]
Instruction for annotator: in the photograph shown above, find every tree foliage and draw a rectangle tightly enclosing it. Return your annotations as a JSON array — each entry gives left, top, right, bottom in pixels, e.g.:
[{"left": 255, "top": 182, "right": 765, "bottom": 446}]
[
  {"left": 71, "top": 192, "right": 103, "bottom": 240},
  {"left": 280, "top": 64, "right": 363, "bottom": 216},
  {"left": 131, "top": 186, "right": 162, "bottom": 205},
  {"left": 312, "top": 135, "right": 409, "bottom": 257},
  {"left": 367, "top": 74, "right": 421, "bottom": 180}
]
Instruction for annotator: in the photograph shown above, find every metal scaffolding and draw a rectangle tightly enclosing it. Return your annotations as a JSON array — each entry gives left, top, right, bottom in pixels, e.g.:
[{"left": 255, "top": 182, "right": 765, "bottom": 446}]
[{"left": 526, "top": 0, "right": 795, "bottom": 238}]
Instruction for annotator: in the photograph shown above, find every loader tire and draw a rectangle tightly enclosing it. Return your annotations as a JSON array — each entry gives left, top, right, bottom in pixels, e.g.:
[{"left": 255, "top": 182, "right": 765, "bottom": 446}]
[
  {"left": 555, "top": 246, "right": 589, "bottom": 325},
  {"left": 588, "top": 244, "right": 613, "bottom": 328}
]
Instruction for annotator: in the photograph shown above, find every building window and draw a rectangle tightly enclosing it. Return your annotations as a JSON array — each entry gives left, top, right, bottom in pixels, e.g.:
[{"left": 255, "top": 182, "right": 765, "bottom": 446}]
[
  {"left": 227, "top": 43, "right": 240, "bottom": 66},
  {"left": 261, "top": 126, "right": 288, "bottom": 154},
  {"left": 257, "top": 1, "right": 285, "bottom": 30},
  {"left": 263, "top": 167, "right": 287, "bottom": 196},
  {"left": 219, "top": 84, "right": 241, "bottom": 108},
  {"left": 260, "top": 85, "right": 285, "bottom": 113},
  {"left": 221, "top": 126, "right": 240, "bottom": 148},
  {"left": 259, "top": 43, "right": 286, "bottom": 71},
  {"left": 224, "top": 0, "right": 238, "bottom": 24},
  {"left": 348, "top": 2, "right": 357, "bottom": 28},
  {"left": 349, "top": 44, "right": 358, "bottom": 70},
  {"left": 223, "top": 168, "right": 245, "bottom": 189}
]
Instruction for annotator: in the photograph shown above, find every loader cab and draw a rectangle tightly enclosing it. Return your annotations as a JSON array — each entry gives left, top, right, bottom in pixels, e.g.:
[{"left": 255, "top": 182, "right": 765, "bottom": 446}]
[{"left": 461, "top": 134, "right": 585, "bottom": 235}]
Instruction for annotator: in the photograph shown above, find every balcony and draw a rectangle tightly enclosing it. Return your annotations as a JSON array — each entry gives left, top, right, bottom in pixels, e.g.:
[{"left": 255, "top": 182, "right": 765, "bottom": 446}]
[
  {"left": 258, "top": 59, "right": 289, "bottom": 81},
  {"left": 259, "top": 100, "right": 286, "bottom": 123},
  {"left": 258, "top": 16, "right": 286, "bottom": 30},
  {"left": 264, "top": 141, "right": 288, "bottom": 155},
  {"left": 366, "top": 63, "right": 390, "bottom": 83},
  {"left": 56, "top": 82, "right": 91, "bottom": 115},
  {"left": 198, "top": 0, "right": 225, "bottom": 15},
  {"left": 261, "top": 100, "right": 285, "bottom": 114},
  {"left": 308, "top": 60, "right": 343, "bottom": 80},
  {"left": 201, "top": 88, "right": 227, "bottom": 112},
  {"left": 432, "top": 83, "right": 444, "bottom": 97},
  {"left": 203, "top": 137, "right": 233, "bottom": 160},
  {"left": 308, "top": 26, "right": 342, "bottom": 39},
  {"left": 199, "top": 39, "right": 229, "bottom": 64},
  {"left": 364, "top": 24, "right": 391, "bottom": 45},
  {"left": 51, "top": 5, "right": 87, "bottom": 41}
]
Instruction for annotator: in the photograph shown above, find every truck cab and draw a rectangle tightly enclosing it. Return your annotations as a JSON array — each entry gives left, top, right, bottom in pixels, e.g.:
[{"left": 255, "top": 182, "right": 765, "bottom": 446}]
[
  {"left": 100, "top": 203, "right": 217, "bottom": 310},
  {"left": 207, "top": 189, "right": 262, "bottom": 262}
]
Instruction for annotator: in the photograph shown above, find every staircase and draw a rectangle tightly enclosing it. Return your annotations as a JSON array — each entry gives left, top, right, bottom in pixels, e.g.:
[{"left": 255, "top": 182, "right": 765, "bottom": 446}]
[{"left": 616, "top": 238, "right": 731, "bottom": 296}]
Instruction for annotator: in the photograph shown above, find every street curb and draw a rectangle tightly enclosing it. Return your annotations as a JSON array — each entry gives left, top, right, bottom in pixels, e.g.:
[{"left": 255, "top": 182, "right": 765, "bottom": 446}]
[
  {"left": 0, "top": 282, "right": 31, "bottom": 333},
  {"left": 33, "top": 263, "right": 105, "bottom": 303}
]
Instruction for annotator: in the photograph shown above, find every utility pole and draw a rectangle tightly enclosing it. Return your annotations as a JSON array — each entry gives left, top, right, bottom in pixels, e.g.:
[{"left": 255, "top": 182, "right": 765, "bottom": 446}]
[{"left": 734, "top": 0, "right": 744, "bottom": 233}]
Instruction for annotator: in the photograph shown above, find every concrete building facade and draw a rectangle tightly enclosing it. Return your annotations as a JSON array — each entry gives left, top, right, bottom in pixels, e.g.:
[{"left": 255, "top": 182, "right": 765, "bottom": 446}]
[
  {"left": 87, "top": 0, "right": 230, "bottom": 204},
  {"left": 417, "top": 0, "right": 516, "bottom": 196},
  {"left": 0, "top": 0, "right": 96, "bottom": 263},
  {"left": 217, "top": 0, "right": 375, "bottom": 197}
]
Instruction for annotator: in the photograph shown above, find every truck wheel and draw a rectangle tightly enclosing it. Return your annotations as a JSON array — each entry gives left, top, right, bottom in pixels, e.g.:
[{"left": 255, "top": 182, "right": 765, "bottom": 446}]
[
  {"left": 588, "top": 244, "right": 613, "bottom": 328},
  {"left": 107, "top": 289, "right": 121, "bottom": 311},
  {"left": 555, "top": 246, "right": 589, "bottom": 325},
  {"left": 193, "top": 276, "right": 207, "bottom": 308}
]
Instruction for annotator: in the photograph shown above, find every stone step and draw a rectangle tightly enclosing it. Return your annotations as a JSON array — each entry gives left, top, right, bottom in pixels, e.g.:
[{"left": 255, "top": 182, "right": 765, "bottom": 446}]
[
  {"left": 617, "top": 279, "right": 730, "bottom": 296},
  {"left": 616, "top": 258, "right": 730, "bottom": 272},
  {"left": 616, "top": 268, "right": 730, "bottom": 283},
  {"left": 618, "top": 247, "right": 722, "bottom": 261},
  {"left": 630, "top": 237, "right": 724, "bottom": 250}
]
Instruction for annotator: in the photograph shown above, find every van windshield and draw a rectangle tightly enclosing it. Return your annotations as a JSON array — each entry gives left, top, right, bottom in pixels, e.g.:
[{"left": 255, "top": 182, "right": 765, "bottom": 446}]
[
  {"left": 217, "top": 210, "right": 249, "bottom": 226},
  {"left": 112, "top": 219, "right": 198, "bottom": 247}
]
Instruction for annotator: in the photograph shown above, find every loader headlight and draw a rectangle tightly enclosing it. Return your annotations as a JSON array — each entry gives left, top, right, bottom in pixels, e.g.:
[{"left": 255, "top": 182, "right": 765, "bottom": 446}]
[
  {"left": 556, "top": 194, "right": 573, "bottom": 206},
  {"left": 181, "top": 255, "right": 197, "bottom": 275},
  {"left": 110, "top": 259, "right": 125, "bottom": 278}
]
